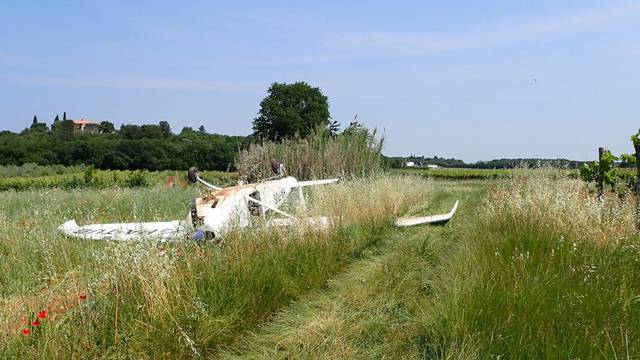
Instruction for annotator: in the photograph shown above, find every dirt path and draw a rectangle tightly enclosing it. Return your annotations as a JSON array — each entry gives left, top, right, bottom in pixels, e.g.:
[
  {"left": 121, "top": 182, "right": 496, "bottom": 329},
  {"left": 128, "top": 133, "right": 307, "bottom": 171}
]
[{"left": 220, "top": 181, "right": 485, "bottom": 359}]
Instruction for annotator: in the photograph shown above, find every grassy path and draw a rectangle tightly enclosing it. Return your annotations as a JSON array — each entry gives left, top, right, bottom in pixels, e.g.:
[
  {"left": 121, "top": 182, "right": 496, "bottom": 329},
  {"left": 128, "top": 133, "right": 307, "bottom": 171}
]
[{"left": 221, "top": 181, "right": 486, "bottom": 359}]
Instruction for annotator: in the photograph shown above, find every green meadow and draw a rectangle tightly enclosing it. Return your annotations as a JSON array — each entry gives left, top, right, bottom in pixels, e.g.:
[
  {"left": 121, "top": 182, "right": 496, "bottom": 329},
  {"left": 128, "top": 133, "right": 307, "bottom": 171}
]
[{"left": 1, "top": 170, "right": 639, "bottom": 359}]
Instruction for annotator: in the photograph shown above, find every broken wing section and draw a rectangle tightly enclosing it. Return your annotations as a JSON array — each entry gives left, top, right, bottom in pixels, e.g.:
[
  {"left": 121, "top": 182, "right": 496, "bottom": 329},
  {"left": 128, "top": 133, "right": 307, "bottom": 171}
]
[
  {"left": 395, "top": 200, "right": 459, "bottom": 227},
  {"left": 58, "top": 219, "right": 188, "bottom": 241}
]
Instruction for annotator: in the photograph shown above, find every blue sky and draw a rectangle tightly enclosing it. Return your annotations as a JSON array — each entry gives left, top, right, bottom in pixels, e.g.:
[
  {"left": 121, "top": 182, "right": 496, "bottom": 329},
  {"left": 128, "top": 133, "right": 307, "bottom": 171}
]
[{"left": 1, "top": 1, "right": 638, "bottom": 161}]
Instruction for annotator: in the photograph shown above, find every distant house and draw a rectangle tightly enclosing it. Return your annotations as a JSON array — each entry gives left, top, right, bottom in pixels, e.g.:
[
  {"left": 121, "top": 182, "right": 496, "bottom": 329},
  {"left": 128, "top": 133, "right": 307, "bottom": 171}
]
[
  {"left": 426, "top": 164, "right": 440, "bottom": 169},
  {"left": 405, "top": 161, "right": 416, "bottom": 167},
  {"left": 72, "top": 119, "right": 100, "bottom": 134}
]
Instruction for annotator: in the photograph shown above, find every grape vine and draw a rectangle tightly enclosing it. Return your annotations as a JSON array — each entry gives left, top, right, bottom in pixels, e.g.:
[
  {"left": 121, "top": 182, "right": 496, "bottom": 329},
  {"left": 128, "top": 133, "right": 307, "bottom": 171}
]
[{"left": 579, "top": 133, "right": 639, "bottom": 196}]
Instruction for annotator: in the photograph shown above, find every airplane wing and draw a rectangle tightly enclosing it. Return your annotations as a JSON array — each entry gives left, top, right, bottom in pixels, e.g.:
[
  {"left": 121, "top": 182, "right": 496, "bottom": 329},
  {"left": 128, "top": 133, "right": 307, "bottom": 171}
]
[
  {"left": 394, "top": 200, "right": 459, "bottom": 227},
  {"left": 58, "top": 219, "right": 187, "bottom": 241}
]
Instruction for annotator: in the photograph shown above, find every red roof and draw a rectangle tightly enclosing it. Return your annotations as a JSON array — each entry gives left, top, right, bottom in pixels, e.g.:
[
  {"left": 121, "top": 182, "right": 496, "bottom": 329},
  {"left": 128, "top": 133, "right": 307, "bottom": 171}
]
[{"left": 73, "top": 118, "right": 99, "bottom": 125}]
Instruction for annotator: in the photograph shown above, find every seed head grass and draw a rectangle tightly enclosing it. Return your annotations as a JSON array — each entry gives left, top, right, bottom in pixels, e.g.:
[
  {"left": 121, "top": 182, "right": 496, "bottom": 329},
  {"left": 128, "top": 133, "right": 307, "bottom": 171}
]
[
  {"left": 0, "top": 175, "right": 431, "bottom": 358},
  {"left": 424, "top": 170, "right": 640, "bottom": 358}
]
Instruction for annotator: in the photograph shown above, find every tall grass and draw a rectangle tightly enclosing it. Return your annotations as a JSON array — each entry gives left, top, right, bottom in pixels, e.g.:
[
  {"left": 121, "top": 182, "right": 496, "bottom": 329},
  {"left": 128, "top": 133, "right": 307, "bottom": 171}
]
[
  {"left": 0, "top": 175, "right": 430, "bottom": 358},
  {"left": 424, "top": 170, "right": 640, "bottom": 358},
  {"left": 235, "top": 127, "right": 384, "bottom": 182},
  {"left": 216, "top": 181, "right": 485, "bottom": 360}
]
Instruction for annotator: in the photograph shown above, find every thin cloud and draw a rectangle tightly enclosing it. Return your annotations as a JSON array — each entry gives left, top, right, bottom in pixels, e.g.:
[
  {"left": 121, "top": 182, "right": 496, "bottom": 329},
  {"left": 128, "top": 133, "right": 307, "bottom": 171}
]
[
  {"left": 0, "top": 75, "right": 264, "bottom": 94},
  {"left": 332, "top": 2, "right": 640, "bottom": 55},
  {"left": 178, "top": 2, "right": 640, "bottom": 68}
]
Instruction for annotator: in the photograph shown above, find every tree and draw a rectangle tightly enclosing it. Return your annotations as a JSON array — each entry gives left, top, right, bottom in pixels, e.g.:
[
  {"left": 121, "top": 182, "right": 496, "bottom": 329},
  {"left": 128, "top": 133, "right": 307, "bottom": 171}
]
[
  {"left": 29, "top": 115, "right": 48, "bottom": 132},
  {"left": 180, "top": 127, "right": 195, "bottom": 135},
  {"left": 58, "top": 120, "right": 75, "bottom": 141},
  {"left": 99, "top": 121, "right": 115, "bottom": 134},
  {"left": 51, "top": 115, "right": 61, "bottom": 132},
  {"left": 63, "top": 112, "right": 67, "bottom": 121},
  {"left": 159, "top": 121, "right": 172, "bottom": 137},
  {"left": 198, "top": 125, "right": 206, "bottom": 134},
  {"left": 119, "top": 124, "right": 143, "bottom": 139},
  {"left": 140, "top": 124, "right": 163, "bottom": 138},
  {"left": 252, "top": 82, "right": 331, "bottom": 141}
]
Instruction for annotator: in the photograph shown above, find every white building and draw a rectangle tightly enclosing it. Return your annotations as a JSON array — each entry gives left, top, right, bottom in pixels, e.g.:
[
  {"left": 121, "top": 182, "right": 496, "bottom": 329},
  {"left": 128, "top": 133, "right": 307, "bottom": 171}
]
[{"left": 72, "top": 119, "right": 100, "bottom": 134}]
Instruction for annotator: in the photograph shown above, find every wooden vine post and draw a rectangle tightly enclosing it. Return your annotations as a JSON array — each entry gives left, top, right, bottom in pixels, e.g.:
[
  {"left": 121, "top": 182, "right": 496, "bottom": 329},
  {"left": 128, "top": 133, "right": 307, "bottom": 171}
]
[{"left": 633, "top": 135, "right": 640, "bottom": 232}]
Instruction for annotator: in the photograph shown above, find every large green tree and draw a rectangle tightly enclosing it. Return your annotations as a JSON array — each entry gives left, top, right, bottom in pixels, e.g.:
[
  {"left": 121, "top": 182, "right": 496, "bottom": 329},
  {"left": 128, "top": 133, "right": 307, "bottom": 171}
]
[
  {"left": 99, "top": 121, "right": 115, "bottom": 134},
  {"left": 252, "top": 82, "right": 331, "bottom": 141},
  {"left": 159, "top": 121, "right": 172, "bottom": 137}
]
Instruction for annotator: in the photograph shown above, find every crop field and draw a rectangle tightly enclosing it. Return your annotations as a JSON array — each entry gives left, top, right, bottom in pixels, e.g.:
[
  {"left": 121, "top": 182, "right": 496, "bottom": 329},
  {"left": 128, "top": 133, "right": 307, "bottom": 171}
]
[
  {"left": 394, "top": 167, "right": 516, "bottom": 180},
  {"left": 1, "top": 170, "right": 640, "bottom": 358},
  {"left": 393, "top": 167, "right": 579, "bottom": 180},
  {"left": 0, "top": 168, "right": 237, "bottom": 192}
]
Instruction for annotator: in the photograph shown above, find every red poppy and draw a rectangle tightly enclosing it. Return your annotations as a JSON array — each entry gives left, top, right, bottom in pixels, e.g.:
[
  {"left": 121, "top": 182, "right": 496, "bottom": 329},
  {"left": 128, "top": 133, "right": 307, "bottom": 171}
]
[
  {"left": 21, "top": 329, "right": 30, "bottom": 335},
  {"left": 32, "top": 320, "right": 41, "bottom": 327},
  {"left": 78, "top": 293, "right": 87, "bottom": 300},
  {"left": 37, "top": 310, "right": 48, "bottom": 319}
]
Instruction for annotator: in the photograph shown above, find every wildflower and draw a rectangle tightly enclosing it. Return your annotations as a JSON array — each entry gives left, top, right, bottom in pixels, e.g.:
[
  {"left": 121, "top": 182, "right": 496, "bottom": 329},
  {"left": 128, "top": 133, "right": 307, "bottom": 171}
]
[
  {"left": 78, "top": 293, "right": 87, "bottom": 300},
  {"left": 38, "top": 310, "right": 48, "bottom": 319},
  {"left": 32, "top": 320, "right": 41, "bottom": 327},
  {"left": 21, "top": 329, "right": 30, "bottom": 335}
]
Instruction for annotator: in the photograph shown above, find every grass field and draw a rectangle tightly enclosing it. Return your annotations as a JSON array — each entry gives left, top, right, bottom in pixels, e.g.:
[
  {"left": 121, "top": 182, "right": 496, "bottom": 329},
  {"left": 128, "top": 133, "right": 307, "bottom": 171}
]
[{"left": 2, "top": 170, "right": 639, "bottom": 358}]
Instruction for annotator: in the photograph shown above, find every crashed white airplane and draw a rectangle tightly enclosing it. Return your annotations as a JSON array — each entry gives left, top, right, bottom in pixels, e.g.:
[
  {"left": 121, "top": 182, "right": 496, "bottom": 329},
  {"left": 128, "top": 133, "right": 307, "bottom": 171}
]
[{"left": 58, "top": 168, "right": 458, "bottom": 242}]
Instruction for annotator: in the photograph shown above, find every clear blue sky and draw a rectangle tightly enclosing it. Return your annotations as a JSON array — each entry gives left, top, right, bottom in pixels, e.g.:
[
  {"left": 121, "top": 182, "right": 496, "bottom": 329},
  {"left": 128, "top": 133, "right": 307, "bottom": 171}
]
[{"left": 1, "top": 1, "right": 638, "bottom": 162}]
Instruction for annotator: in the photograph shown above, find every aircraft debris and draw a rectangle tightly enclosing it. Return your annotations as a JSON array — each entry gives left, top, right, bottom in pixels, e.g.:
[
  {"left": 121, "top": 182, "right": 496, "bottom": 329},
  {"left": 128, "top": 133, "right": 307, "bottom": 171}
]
[{"left": 58, "top": 168, "right": 458, "bottom": 242}]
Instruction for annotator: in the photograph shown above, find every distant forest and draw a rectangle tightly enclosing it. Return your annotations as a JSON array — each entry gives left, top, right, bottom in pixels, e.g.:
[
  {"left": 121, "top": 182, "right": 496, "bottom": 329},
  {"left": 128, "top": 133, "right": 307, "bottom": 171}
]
[
  {"left": 0, "top": 116, "right": 246, "bottom": 171},
  {"left": 1, "top": 115, "right": 586, "bottom": 171},
  {"left": 383, "top": 155, "right": 586, "bottom": 169}
]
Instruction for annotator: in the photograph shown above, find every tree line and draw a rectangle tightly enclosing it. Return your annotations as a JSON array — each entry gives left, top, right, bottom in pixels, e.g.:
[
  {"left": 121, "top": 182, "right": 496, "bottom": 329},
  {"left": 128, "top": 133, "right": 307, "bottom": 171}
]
[
  {"left": 384, "top": 155, "right": 586, "bottom": 169},
  {"left": 5, "top": 81, "right": 584, "bottom": 173},
  {"left": 0, "top": 117, "right": 245, "bottom": 171},
  {"left": 0, "top": 82, "right": 336, "bottom": 172}
]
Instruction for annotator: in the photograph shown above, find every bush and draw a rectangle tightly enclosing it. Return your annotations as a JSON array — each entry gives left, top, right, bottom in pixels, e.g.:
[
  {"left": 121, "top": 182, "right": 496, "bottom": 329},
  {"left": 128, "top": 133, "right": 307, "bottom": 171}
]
[{"left": 123, "top": 171, "right": 150, "bottom": 188}]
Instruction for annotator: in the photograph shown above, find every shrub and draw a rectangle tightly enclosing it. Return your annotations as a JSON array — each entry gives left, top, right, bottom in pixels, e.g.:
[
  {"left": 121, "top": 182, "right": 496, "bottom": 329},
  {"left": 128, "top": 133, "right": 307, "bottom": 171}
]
[{"left": 123, "top": 171, "right": 150, "bottom": 188}]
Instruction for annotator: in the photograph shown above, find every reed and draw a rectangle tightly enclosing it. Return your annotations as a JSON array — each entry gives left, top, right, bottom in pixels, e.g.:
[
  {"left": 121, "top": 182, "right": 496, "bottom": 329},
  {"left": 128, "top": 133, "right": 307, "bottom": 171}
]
[{"left": 235, "top": 127, "right": 384, "bottom": 182}]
